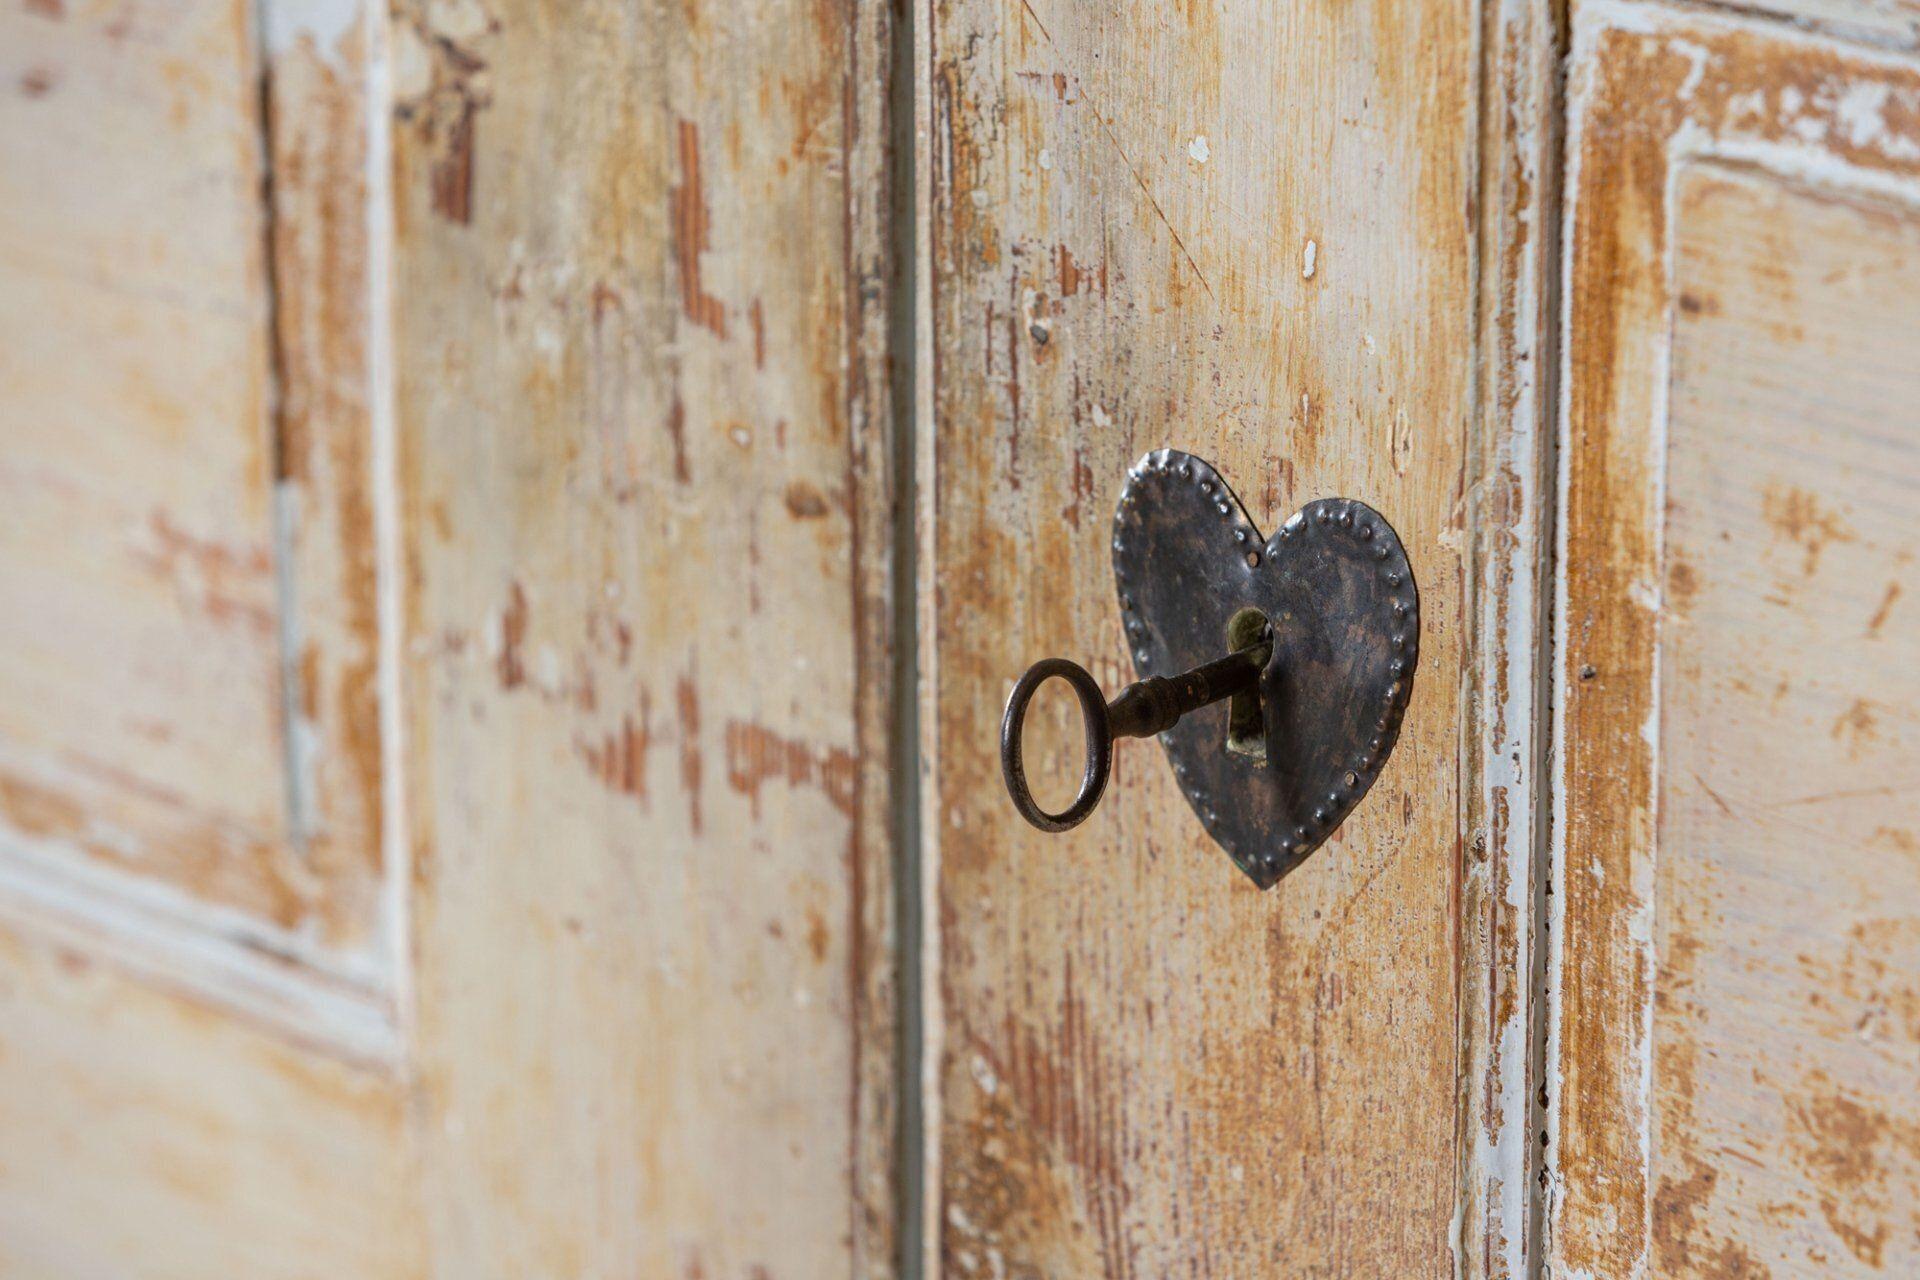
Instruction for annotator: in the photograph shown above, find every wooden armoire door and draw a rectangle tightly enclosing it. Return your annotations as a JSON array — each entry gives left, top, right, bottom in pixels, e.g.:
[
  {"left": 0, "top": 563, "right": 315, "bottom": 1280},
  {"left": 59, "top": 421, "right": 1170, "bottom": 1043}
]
[
  {"left": 1549, "top": 4, "right": 1920, "bottom": 1276},
  {"left": 0, "top": 0, "right": 898, "bottom": 1275},
  {"left": 918, "top": 0, "right": 1556, "bottom": 1275},
  {"left": 1, "top": 0, "right": 1561, "bottom": 1273},
  {"left": 13, "top": 0, "right": 1915, "bottom": 1274}
]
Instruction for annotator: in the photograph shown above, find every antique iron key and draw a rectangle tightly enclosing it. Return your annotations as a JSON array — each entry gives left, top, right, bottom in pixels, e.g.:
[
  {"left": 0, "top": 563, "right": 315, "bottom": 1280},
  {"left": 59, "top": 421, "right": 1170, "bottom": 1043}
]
[{"left": 1000, "top": 638, "right": 1272, "bottom": 834}]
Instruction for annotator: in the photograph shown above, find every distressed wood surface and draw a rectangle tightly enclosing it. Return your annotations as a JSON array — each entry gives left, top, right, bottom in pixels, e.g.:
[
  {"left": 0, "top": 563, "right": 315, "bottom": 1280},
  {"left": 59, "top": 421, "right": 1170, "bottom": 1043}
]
[
  {"left": 0, "top": 919, "right": 420, "bottom": 1278},
  {"left": 258, "top": 0, "right": 389, "bottom": 957},
  {"left": 1651, "top": 164, "right": 1920, "bottom": 1276},
  {"left": 1706, "top": 0, "right": 1920, "bottom": 50},
  {"left": 1550, "top": 5, "right": 1920, "bottom": 1274},
  {"left": 1458, "top": 0, "right": 1563, "bottom": 1271},
  {"left": 0, "top": 0, "right": 391, "bottom": 1016},
  {"left": 390, "top": 0, "right": 899, "bottom": 1273},
  {"left": 2, "top": 0, "right": 901, "bottom": 1273},
  {"left": 0, "top": 0, "right": 412, "bottom": 1266},
  {"left": 920, "top": 0, "right": 1551, "bottom": 1271}
]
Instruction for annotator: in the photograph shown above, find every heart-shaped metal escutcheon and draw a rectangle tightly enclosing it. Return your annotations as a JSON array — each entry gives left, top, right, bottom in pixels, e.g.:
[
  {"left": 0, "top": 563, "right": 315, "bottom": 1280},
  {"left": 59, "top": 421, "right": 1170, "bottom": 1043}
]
[{"left": 1111, "top": 449, "right": 1420, "bottom": 888}]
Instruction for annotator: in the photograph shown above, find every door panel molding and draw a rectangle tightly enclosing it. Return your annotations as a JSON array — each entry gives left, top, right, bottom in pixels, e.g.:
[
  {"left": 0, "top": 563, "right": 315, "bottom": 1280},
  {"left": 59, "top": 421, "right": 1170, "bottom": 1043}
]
[
  {"left": 0, "top": 826, "right": 400, "bottom": 1067},
  {"left": 0, "top": 0, "right": 401, "bottom": 1059},
  {"left": 1549, "top": 4, "right": 1920, "bottom": 1273}
]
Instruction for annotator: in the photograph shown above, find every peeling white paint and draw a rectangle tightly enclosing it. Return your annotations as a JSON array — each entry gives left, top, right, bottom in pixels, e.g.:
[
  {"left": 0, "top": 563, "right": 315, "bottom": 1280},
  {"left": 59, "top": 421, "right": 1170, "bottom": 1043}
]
[
  {"left": 1302, "top": 238, "right": 1317, "bottom": 278},
  {"left": 1672, "top": 37, "right": 1710, "bottom": 100},
  {"left": 1833, "top": 81, "right": 1893, "bottom": 147},
  {"left": 271, "top": 479, "right": 320, "bottom": 849},
  {"left": 533, "top": 643, "right": 563, "bottom": 693},
  {"left": 423, "top": 0, "right": 495, "bottom": 45},
  {"left": 1726, "top": 88, "right": 1766, "bottom": 122},
  {"left": 260, "top": 0, "right": 362, "bottom": 56},
  {"left": 1188, "top": 133, "right": 1209, "bottom": 163}
]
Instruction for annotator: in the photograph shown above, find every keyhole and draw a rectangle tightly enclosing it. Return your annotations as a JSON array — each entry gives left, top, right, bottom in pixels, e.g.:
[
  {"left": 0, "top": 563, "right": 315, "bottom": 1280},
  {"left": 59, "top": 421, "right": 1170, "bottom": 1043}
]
[{"left": 1224, "top": 607, "right": 1271, "bottom": 761}]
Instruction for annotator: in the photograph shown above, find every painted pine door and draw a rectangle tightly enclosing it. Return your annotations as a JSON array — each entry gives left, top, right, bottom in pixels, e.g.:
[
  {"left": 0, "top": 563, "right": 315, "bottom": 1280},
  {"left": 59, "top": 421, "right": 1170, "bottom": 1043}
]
[
  {"left": 0, "top": 0, "right": 896, "bottom": 1274},
  {"left": 917, "top": 0, "right": 1553, "bottom": 1273},
  {"left": 1548, "top": 4, "right": 1920, "bottom": 1276},
  {"left": 0, "top": 0, "right": 1552, "bottom": 1272},
  {"left": 5, "top": 0, "right": 1917, "bottom": 1276}
]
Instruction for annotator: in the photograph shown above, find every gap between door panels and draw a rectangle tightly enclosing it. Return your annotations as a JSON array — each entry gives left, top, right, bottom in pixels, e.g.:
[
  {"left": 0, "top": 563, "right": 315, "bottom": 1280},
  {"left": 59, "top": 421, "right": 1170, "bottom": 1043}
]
[
  {"left": 888, "top": 0, "right": 926, "bottom": 1276},
  {"left": 1463, "top": 0, "right": 1568, "bottom": 1276}
]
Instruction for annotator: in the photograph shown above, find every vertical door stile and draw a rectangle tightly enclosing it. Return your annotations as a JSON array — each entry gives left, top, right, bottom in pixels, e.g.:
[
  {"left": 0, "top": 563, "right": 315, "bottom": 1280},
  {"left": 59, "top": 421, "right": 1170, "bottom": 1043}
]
[{"left": 917, "top": 0, "right": 1560, "bottom": 1273}]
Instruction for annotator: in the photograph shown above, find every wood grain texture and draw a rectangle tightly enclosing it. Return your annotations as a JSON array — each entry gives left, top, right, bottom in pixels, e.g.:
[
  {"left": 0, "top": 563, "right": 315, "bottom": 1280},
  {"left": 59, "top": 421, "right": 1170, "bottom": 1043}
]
[
  {"left": 0, "top": 919, "right": 421, "bottom": 1279},
  {"left": 920, "top": 0, "right": 1545, "bottom": 1271},
  {"left": 1550, "top": 5, "right": 1920, "bottom": 1274},
  {"left": 1650, "top": 163, "right": 1920, "bottom": 1278},
  {"left": 388, "top": 0, "right": 900, "bottom": 1273},
  {"left": 0, "top": 0, "right": 390, "bottom": 986}
]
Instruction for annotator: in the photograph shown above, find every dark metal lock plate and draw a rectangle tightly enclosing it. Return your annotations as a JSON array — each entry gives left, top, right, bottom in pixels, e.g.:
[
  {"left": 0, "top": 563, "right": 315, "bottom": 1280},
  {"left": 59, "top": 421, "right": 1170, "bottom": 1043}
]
[{"left": 1112, "top": 449, "right": 1420, "bottom": 888}]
